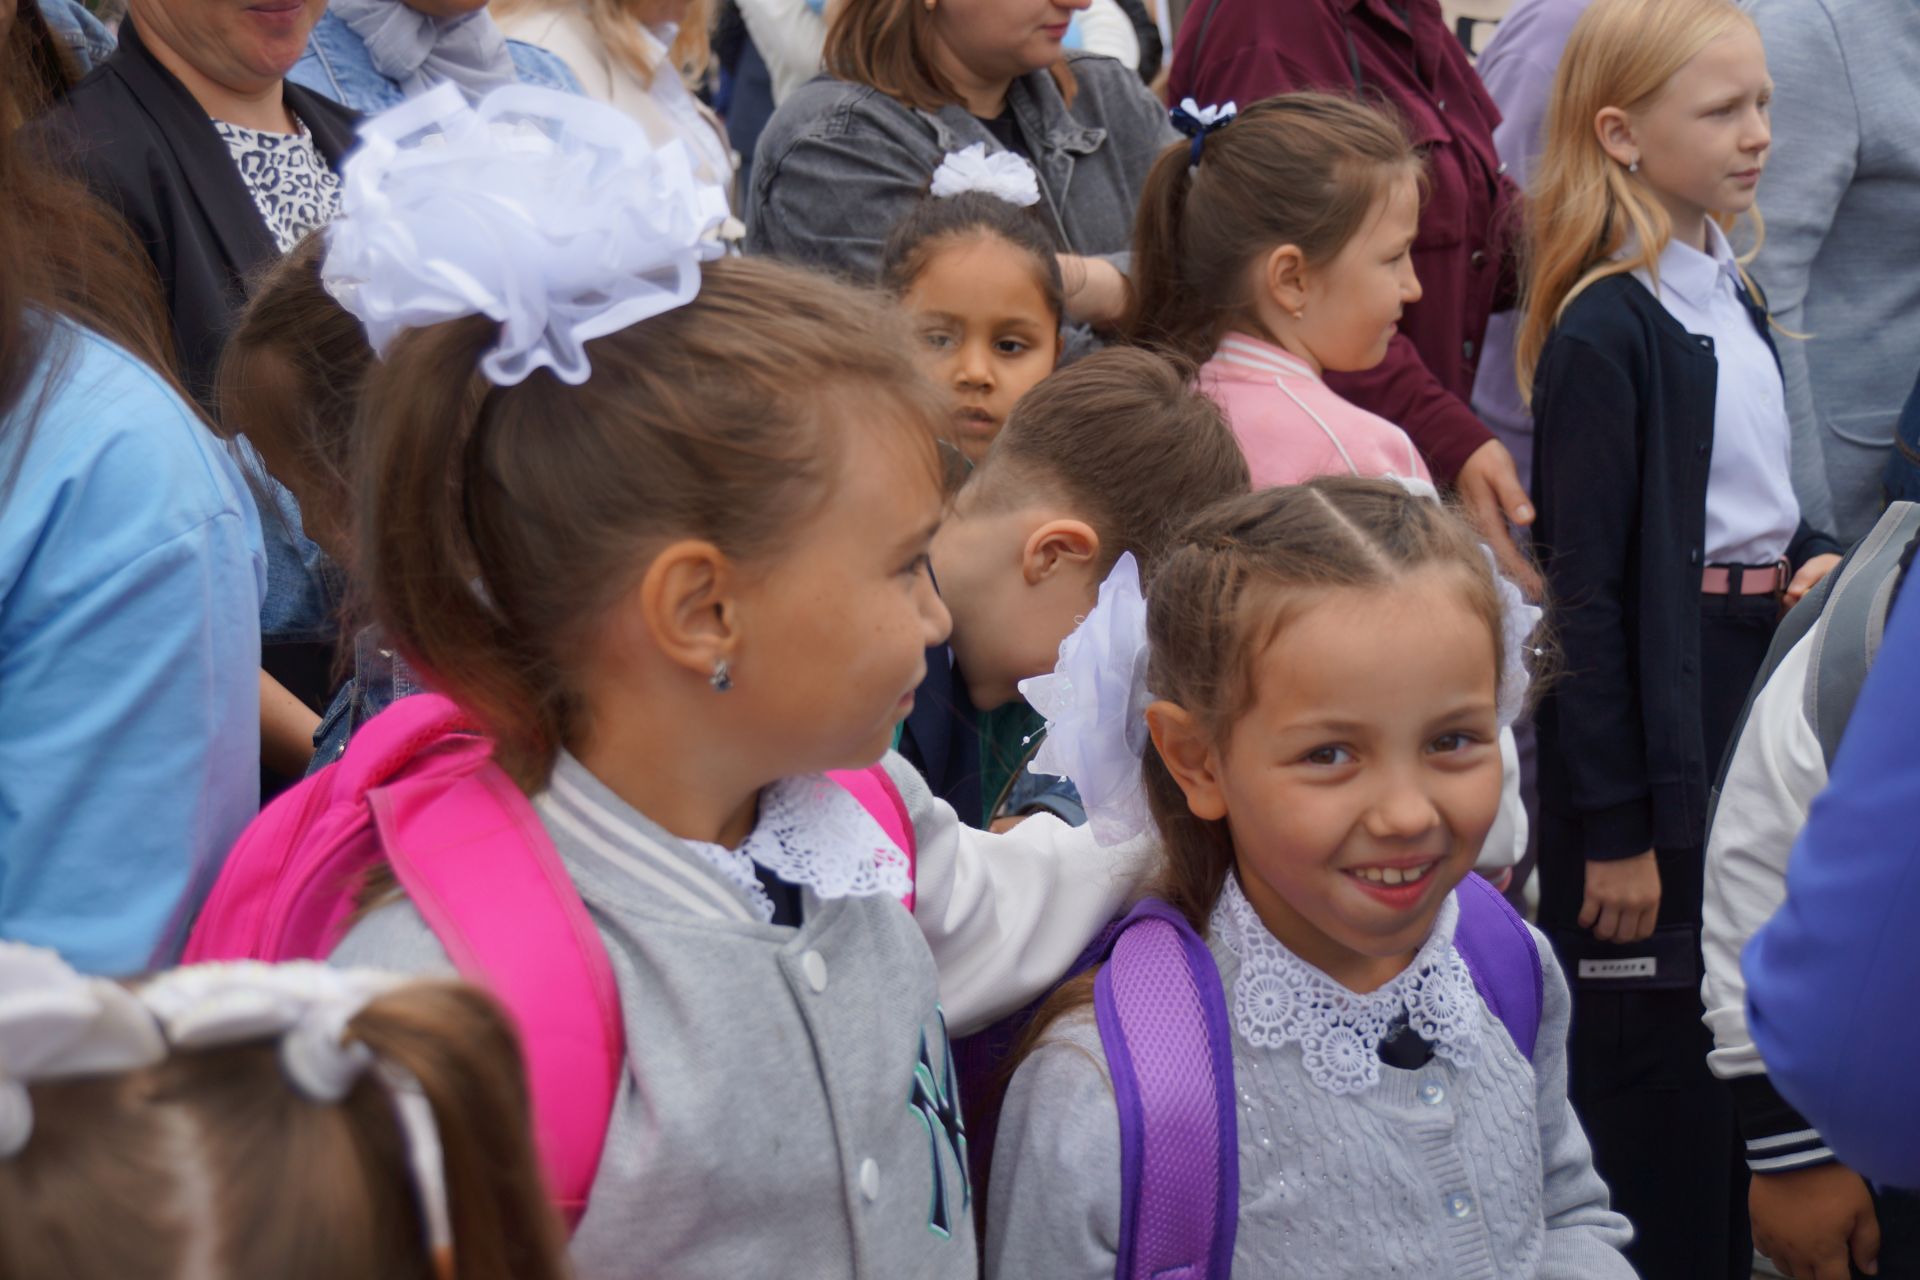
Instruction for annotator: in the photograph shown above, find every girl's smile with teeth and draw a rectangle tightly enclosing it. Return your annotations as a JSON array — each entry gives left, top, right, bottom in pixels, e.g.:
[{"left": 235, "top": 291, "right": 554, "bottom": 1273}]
[{"left": 1347, "top": 862, "right": 1438, "bottom": 887}]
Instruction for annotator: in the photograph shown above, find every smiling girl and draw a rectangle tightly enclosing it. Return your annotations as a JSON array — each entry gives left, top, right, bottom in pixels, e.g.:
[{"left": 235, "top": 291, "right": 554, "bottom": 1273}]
[
  {"left": 1127, "top": 94, "right": 1432, "bottom": 493},
  {"left": 986, "top": 480, "right": 1633, "bottom": 1279},
  {"left": 1519, "top": 1, "right": 1843, "bottom": 1273}
]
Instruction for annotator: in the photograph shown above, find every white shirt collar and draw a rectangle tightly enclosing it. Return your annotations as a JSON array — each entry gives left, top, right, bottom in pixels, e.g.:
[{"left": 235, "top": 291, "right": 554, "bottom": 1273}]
[
  {"left": 1211, "top": 873, "right": 1482, "bottom": 1095},
  {"left": 1644, "top": 219, "right": 1743, "bottom": 312}
]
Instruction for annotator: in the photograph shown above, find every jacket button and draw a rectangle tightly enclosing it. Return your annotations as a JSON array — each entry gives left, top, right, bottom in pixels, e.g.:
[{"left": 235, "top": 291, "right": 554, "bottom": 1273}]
[
  {"left": 1690, "top": 549, "right": 1702, "bottom": 566},
  {"left": 1697, "top": 442, "right": 1709, "bottom": 456},
  {"left": 802, "top": 951, "right": 828, "bottom": 993},
  {"left": 1471, "top": 250, "right": 1487, "bottom": 268},
  {"left": 1446, "top": 1192, "right": 1475, "bottom": 1219},
  {"left": 1463, "top": 340, "right": 1476, "bottom": 361},
  {"left": 859, "top": 1158, "right": 881, "bottom": 1202}
]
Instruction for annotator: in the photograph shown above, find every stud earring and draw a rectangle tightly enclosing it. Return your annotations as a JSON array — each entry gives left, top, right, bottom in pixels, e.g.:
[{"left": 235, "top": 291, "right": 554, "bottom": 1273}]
[
  {"left": 1628, "top": 159, "right": 1640, "bottom": 174},
  {"left": 709, "top": 657, "right": 733, "bottom": 693}
]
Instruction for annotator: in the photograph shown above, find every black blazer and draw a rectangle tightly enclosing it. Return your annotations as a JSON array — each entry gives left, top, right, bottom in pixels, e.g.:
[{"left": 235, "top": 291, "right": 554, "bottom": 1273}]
[
  {"left": 39, "top": 21, "right": 358, "bottom": 402},
  {"left": 1530, "top": 273, "right": 1841, "bottom": 861}
]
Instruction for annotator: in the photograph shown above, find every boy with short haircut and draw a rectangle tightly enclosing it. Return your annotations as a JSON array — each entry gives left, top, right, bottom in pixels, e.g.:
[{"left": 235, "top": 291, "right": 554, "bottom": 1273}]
[{"left": 900, "top": 347, "right": 1252, "bottom": 828}]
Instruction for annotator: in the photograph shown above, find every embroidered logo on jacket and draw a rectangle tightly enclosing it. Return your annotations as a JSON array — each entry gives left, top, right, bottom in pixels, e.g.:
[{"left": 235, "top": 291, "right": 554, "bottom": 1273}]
[{"left": 908, "top": 1008, "right": 969, "bottom": 1239}]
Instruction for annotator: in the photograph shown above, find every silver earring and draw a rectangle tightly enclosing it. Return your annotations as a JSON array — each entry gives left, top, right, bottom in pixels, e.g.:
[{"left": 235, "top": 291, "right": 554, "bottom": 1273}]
[
  {"left": 1628, "top": 159, "right": 1640, "bottom": 173},
  {"left": 709, "top": 658, "right": 733, "bottom": 693}
]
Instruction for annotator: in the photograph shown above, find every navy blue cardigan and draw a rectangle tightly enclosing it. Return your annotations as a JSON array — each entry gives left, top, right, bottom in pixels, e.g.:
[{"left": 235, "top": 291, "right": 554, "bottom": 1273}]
[{"left": 1531, "top": 272, "right": 1841, "bottom": 861}]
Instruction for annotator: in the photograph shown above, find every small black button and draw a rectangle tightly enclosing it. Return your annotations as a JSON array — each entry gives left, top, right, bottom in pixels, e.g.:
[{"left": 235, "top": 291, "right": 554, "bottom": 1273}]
[
  {"left": 1471, "top": 250, "right": 1487, "bottom": 267},
  {"left": 1463, "top": 340, "right": 1476, "bottom": 361},
  {"left": 1690, "top": 549, "right": 1702, "bottom": 566}
]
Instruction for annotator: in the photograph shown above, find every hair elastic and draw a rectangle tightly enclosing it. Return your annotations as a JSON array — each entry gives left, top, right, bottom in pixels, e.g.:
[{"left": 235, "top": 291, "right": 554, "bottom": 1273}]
[{"left": 1169, "top": 97, "right": 1238, "bottom": 169}]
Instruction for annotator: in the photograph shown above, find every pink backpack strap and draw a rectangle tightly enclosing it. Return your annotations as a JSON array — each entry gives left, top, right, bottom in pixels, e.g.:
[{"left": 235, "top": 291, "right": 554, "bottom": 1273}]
[
  {"left": 826, "top": 763, "right": 916, "bottom": 912},
  {"left": 371, "top": 762, "right": 624, "bottom": 1228}
]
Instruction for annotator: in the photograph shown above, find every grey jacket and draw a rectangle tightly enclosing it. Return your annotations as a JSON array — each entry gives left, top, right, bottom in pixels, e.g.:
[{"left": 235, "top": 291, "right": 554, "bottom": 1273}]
[
  {"left": 1744, "top": 0, "right": 1920, "bottom": 540},
  {"left": 746, "top": 53, "right": 1177, "bottom": 281},
  {"left": 986, "top": 912, "right": 1635, "bottom": 1279},
  {"left": 329, "top": 749, "right": 1156, "bottom": 1278}
]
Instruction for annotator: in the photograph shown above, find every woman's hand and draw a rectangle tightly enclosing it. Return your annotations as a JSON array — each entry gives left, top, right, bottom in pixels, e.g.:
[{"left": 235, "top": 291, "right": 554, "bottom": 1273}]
[
  {"left": 1785, "top": 553, "right": 1843, "bottom": 610},
  {"left": 1056, "top": 254, "right": 1131, "bottom": 330},
  {"left": 1579, "top": 850, "right": 1661, "bottom": 943},
  {"left": 1751, "top": 1163, "right": 1881, "bottom": 1280},
  {"left": 1455, "top": 438, "right": 1543, "bottom": 597}
]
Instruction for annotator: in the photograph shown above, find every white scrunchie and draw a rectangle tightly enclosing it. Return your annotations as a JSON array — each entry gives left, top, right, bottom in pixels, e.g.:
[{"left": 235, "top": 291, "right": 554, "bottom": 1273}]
[
  {"left": 322, "top": 81, "right": 730, "bottom": 388},
  {"left": 139, "top": 961, "right": 403, "bottom": 1102},
  {"left": 1019, "top": 552, "right": 1156, "bottom": 847},
  {"left": 0, "top": 943, "right": 166, "bottom": 1158},
  {"left": 928, "top": 142, "right": 1042, "bottom": 208}
]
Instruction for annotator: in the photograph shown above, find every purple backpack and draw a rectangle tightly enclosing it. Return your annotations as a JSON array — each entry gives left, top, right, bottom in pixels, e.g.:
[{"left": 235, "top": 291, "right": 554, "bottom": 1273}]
[{"left": 1096, "top": 873, "right": 1543, "bottom": 1280}]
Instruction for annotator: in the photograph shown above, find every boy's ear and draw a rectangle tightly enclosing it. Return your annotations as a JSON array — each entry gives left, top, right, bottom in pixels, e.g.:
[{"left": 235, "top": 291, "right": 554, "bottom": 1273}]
[
  {"left": 1020, "top": 518, "right": 1100, "bottom": 586},
  {"left": 1145, "top": 699, "right": 1229, "bottom": 822},
  {"left": 624, "top": 538, "right": 739, "bottom": 683},
  {"left": 1261, "top": 243, "right": 1310, "bottom": 317}
]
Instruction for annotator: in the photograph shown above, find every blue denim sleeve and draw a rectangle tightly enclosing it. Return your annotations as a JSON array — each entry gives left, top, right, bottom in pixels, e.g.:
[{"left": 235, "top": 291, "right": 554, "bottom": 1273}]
[{"left": 1745, "top": 577, "right": 1920, "bottom": 1186}]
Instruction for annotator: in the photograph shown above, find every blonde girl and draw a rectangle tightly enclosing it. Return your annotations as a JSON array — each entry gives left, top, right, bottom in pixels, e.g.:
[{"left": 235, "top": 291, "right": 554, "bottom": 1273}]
[{"left": 1519, "top": 1, "right": 1842, "bottom": 1274}]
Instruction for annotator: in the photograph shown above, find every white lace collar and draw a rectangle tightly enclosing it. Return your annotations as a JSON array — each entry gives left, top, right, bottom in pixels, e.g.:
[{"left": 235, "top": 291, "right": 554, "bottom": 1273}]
[
  {"left": 1211, "top": 874, "right": 1480, "bottom": 1095},
  {"left": 682, "top": 775, "right": 912, "bottom": 924}
]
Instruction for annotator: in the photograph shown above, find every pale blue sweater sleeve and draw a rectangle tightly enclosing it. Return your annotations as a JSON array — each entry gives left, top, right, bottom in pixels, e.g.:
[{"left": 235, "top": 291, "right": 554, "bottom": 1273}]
[{"left": 1745, "top": 578, "right": 1920, "bottom": 1187}]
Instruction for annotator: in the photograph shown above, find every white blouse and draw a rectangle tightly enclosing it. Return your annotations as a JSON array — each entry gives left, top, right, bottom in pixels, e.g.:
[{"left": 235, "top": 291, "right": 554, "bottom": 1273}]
[{"left": 1633, "top": 221, "right": 1800, "bottom": 565}]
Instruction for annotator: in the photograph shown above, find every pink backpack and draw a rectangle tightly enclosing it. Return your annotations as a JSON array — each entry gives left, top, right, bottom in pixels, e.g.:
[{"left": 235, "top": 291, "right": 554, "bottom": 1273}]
[{"left": 184, "top": 692, "right": 915, "bottom": 1227}]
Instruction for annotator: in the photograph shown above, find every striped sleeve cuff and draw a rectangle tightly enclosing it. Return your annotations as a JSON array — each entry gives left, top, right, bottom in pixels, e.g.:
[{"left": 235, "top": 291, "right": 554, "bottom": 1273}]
[{"left": 1728, "top": 1074, "right": 1836, "bottom": 1173}]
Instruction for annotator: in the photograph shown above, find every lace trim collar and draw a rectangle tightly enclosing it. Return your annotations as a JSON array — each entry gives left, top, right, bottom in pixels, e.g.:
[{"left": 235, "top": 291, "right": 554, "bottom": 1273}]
[
  {"left": 1211, "top": 875, "right": 1480, "bottom": 1095},
  {"left": 682, "top": 775, "right": 912, "bottom": 924}
]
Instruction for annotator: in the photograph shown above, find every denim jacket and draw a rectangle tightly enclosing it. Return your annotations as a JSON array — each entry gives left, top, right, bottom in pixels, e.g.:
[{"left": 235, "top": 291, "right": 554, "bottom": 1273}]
[
  {"left": 38, "top": 0, "right": 117, "bottom": 75},
  {"left": 290, "top": 9, "right": 581, "bottom": 114},
  {"left": 746, "top": 53, "right": 1175, "bottom": 282}
]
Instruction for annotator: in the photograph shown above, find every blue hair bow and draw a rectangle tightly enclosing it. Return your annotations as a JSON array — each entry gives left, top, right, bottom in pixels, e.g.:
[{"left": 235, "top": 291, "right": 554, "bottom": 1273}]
[{"left": 1169, "top": 98, "right": 1238, "bottom": 168}]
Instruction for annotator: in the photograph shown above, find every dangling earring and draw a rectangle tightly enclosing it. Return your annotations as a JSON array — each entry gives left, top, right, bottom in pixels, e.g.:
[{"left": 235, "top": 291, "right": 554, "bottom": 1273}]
[
  {"left": 709, "top": 657, "right": 734, "bottom": 693},
  {"left": 1628, "top": 158, "right": 1640, "bottom": 174}
]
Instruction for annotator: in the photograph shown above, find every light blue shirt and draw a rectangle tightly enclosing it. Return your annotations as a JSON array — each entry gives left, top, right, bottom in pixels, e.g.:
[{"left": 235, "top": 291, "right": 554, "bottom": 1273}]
[{"left": 0, "top": 322, "right": 264, "bottom": 975}]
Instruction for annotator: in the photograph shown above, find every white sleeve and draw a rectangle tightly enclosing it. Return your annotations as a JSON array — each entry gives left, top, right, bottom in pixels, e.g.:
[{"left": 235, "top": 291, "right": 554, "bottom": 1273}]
[
  {"left": 1473, "top": 728, "right": 1527, "bottom": 879},
  {"left": 1071, "top": 0, "right": 1142, "bottom": 70},
  {"left": 734, "top": 0, "right": 827, "bottom": 104},
  {"left": 1701, "top": 635, "right": 1828, "bottom": 1081},
  {"left": 884, "top": 752, "right": 1158, "bottom": 1035}
]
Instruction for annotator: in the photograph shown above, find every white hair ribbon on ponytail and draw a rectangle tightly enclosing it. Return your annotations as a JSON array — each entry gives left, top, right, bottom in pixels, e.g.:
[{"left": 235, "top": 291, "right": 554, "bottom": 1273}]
[
  {"left": 321, "top": 81, "right": 729, "bottom": 388},
  {"left": 0, "top": 943, "right": 166, "bottom": 1159},
  {"left": 1484, "top": 546, "right": 1544, "bottom": 729},
  {"left": 929, "top": 142, "right": 1043, "bottom": 208},
  {"left": 1019, "top": 552, "right": 1156, "bottom": 848},
  {"left": 139, "top": 962, "right": 455, "bottom": 1267}
]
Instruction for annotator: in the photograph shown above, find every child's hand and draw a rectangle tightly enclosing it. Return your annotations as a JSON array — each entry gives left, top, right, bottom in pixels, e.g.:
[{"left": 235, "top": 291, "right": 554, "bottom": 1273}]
[
  {"left": 1056, "top": 254, "right": 1131, "bottom": 330},
  {"left": 1455, "top": 440, "right": 1543, "bottom": 598},
  {"left": 1784, "top": 553, "right": 1844, "bottom": 611},
  {"left": 1578, "top": 850, "right": 1660, "bottom": 943},
  {"left": 1751, "top": 1162, "right": 1880, "bottom": 1280}
]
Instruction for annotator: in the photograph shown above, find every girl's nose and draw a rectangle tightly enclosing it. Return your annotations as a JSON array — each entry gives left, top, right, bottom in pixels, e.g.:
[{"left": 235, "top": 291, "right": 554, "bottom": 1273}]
[
  {"left": 917, "top": 571, "right": 952, "bottom": 649},
  {"left": 1401, "top": 262, "right": 1424, "bottom": 306},
  {"left": 1362, "top": 774, "right": 1443, "bottom": 842}
]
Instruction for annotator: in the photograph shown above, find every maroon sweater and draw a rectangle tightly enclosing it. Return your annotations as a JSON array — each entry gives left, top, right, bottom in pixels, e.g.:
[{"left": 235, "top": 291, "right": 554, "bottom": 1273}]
[{"left": 1169, "top": 0, "right": 1521, "bottom": 483}]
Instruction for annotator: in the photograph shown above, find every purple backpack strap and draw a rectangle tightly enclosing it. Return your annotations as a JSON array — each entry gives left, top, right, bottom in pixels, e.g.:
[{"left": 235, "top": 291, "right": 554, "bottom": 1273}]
[
  {"left": 1094, "top": 899, "right": 1238, "bottom": 1280},
  {"left": 1451, "top": 872, "right": 1544, "bottom": 1061}
]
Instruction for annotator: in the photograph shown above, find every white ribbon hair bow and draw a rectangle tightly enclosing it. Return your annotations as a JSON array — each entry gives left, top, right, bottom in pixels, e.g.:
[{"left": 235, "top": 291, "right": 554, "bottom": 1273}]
[
  {"left": 1019, "top": 552, "right": 1157, "bottom": 847},
  {"left": 322, "top": 81, "right": 730, "bottom": 388},
  {"left": 139, "top": 961, "right": 454, "bottom": 1260},
  {"left": 928, "top": 142, "right": 1043, "bottom": 208},
  {"left": 0, "top": 943, "right": 167, "bottom": 1158},
  {"left": 1484, "top": 546, "right": 1544, "bottom": 728}
]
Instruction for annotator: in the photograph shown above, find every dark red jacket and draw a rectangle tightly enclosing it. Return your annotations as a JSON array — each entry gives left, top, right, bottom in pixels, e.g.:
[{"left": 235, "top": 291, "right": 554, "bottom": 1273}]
[{"left": 1169, "top": 0, "right": 1521, "bottom": 483}]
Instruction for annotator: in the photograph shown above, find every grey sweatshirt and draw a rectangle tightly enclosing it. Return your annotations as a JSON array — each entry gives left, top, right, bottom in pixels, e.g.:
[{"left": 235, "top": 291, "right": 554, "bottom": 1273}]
[
  {"left": 329, "top": 750, "right": 1158, "bottom": 1279},
  {"left": 1744, "top": 0, "right": 1920, "bottom": 540},
  {"left": 986, "top": 909, "right": 1636, "bottom": 1279}
]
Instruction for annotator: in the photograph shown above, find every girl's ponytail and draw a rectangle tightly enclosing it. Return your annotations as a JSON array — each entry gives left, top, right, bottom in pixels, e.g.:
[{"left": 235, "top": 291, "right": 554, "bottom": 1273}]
[
  {"left": 355, "top": 316, "right": 568, "bottom": 791},
  {"left": 349, "top": 984, "right": 571, "bottom": 1280},
  {"left": 1123, "top": 142, "right": 1207, "bottom": 364}
]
